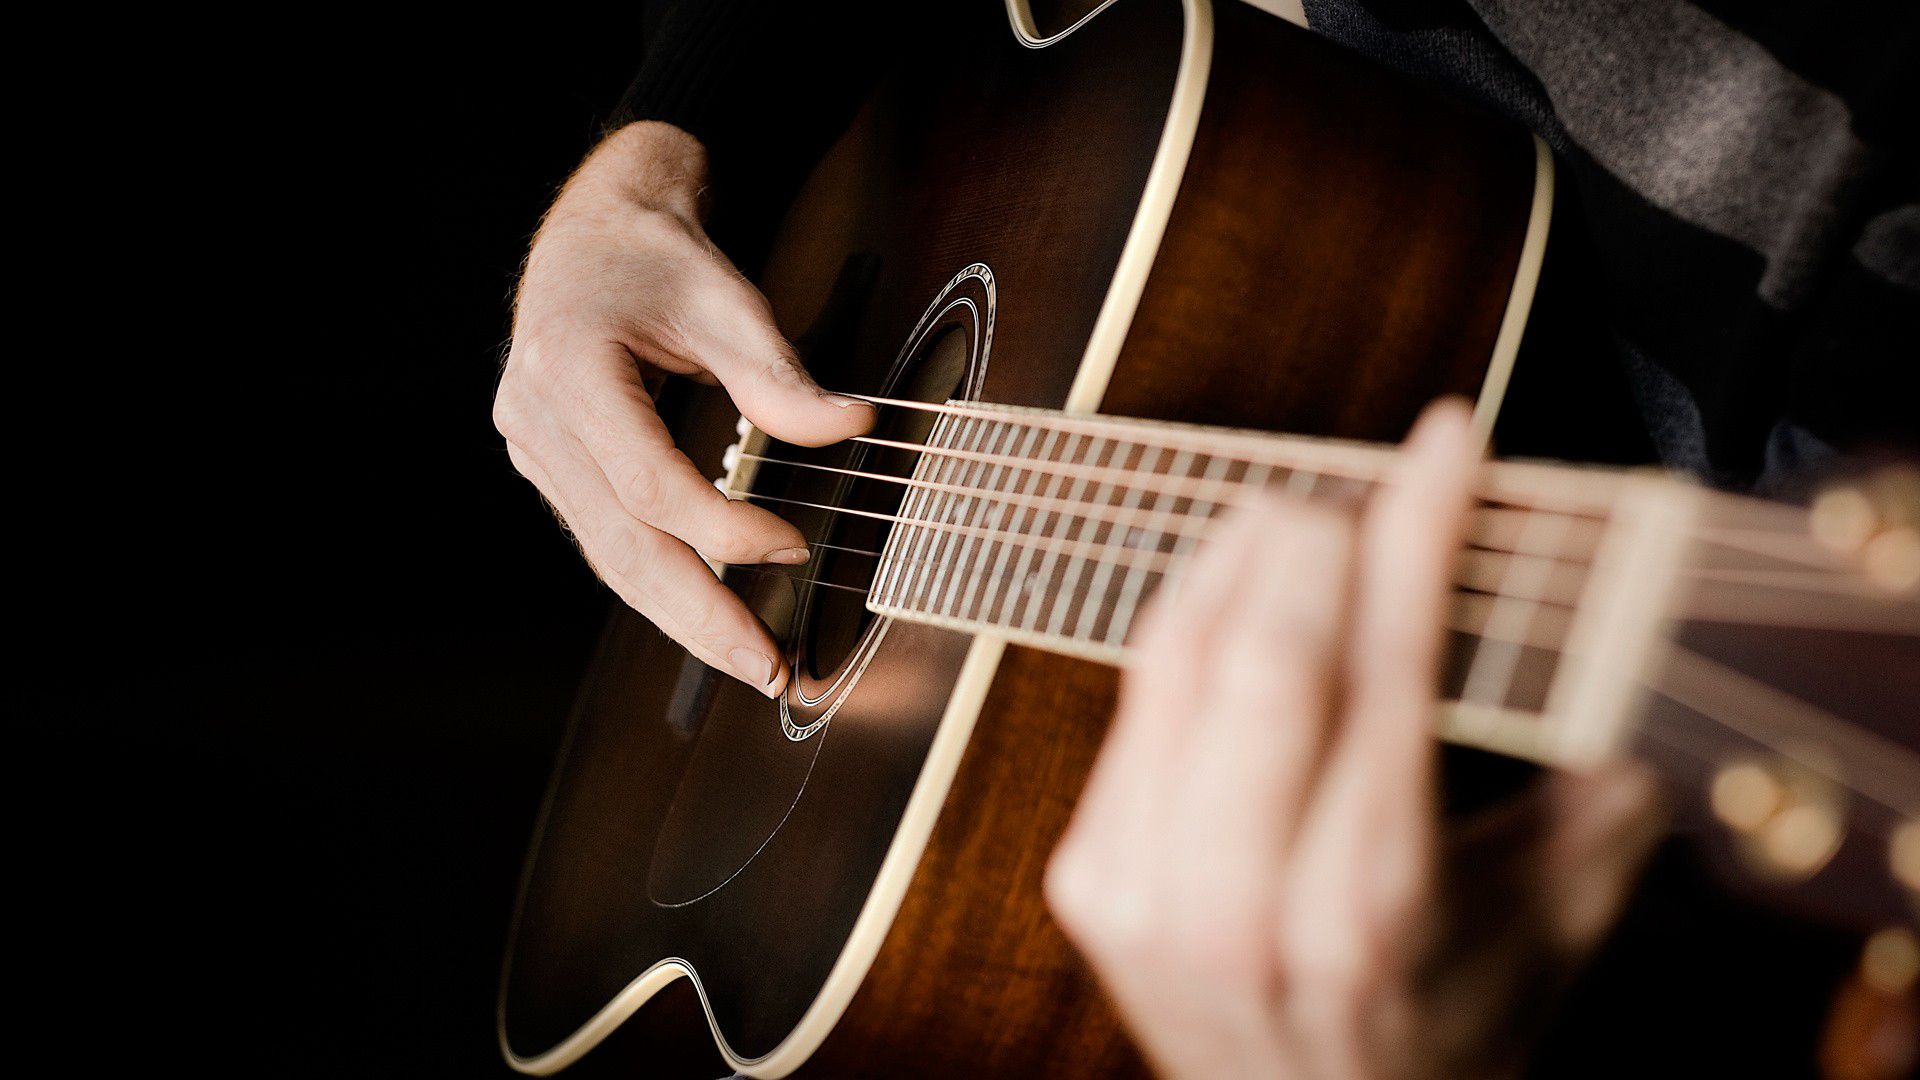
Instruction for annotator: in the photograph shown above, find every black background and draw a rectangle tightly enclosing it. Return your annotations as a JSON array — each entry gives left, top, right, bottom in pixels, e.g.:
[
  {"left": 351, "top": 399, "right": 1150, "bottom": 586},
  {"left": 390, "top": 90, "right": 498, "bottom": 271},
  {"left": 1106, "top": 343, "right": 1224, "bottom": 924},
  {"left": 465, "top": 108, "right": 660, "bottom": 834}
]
[
  {"left": 29, "top": 12, "right": 661, "bottom": 1076},
  {"left": 22, "top": 8, "right": 1878, "bottom": 1078}
]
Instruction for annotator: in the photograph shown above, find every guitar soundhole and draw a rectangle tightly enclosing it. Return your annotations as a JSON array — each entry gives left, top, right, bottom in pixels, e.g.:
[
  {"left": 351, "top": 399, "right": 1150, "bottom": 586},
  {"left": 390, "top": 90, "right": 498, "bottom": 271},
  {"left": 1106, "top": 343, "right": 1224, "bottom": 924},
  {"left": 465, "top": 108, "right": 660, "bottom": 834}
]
[
  {"left": 646, "top": 268, "right": 993, "bottom": 906},
  {"left": 778, "top": 262, "right": 995, "bottom": 740},
  {"left": 803, "top": 324, "right": 972, "bottom": 680}
]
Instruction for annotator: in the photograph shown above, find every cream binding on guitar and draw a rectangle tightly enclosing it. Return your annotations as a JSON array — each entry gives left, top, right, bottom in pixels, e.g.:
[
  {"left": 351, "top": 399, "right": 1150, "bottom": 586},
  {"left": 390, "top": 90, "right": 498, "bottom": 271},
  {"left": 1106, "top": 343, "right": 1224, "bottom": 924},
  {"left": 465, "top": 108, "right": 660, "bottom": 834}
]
[{"left": 500, "top": 2, "right": 1920, "bottom": 1076}]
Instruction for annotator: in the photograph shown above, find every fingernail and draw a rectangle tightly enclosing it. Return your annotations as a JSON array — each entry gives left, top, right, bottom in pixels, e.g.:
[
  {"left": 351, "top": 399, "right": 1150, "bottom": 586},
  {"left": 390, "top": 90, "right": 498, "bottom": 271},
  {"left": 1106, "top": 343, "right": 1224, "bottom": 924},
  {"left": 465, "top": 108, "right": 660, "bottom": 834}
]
[
  {"left": 728, "top": 646, "right": 776, "bottom": 690},
  {"left": 766, "top": 546, "right": 811, "bottom": 565},
  {"left": 819, "top": 393, "right": 874, "bottom": 410}
]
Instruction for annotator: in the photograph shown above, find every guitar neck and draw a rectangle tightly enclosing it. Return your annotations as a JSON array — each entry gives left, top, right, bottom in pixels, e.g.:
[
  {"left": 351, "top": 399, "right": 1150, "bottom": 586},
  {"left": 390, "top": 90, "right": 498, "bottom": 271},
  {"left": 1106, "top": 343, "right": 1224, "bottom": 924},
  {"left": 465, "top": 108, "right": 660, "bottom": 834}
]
[{"left": 860, "top": 400, "right": 1912, "bottom": 774}]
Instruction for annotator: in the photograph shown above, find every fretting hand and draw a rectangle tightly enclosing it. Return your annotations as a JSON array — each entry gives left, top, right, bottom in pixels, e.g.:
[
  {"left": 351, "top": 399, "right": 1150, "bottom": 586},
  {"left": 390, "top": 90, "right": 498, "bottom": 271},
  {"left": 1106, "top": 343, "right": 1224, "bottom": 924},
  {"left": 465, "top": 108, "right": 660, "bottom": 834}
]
[
  {"left": 1045, "top": 400, "right": 1665, "bottom": 1079},
  {"left": 494, "top": 122, "right": 873, "bottom": 695}
]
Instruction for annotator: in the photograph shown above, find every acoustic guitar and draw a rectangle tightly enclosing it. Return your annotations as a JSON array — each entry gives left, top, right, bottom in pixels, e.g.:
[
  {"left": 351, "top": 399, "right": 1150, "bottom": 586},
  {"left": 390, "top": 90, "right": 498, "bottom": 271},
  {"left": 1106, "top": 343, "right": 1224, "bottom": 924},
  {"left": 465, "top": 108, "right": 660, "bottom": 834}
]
[{"left": 499, "top": 1, "right": 1920, "bottom": 1075}]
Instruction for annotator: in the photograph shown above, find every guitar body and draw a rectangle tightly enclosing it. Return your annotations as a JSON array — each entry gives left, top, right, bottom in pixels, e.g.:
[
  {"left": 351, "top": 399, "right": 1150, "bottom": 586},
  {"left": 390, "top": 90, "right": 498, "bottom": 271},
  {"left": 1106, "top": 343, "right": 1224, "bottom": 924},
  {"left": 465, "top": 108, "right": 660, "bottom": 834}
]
[{"left": 500, "top": 2, "right": 1542, "bottom": 1075}]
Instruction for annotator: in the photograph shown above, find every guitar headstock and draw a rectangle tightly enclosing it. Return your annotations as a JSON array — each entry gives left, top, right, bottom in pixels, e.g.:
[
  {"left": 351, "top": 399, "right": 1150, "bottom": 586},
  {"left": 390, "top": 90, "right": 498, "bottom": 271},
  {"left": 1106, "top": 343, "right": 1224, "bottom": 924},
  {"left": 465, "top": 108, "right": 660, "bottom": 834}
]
[{"left": 1631, "top": 465, "right": 1919, "bottom": 960}]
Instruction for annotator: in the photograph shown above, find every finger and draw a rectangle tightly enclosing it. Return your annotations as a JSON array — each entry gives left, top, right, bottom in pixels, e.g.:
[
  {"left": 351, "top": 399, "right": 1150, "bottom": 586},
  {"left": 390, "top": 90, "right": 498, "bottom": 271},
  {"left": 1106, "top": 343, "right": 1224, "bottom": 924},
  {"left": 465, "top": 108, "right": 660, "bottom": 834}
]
[
  {"left": 1155, "top": 500, "right": 1357, "bottom": 1061},
  {"left": 1165, "top": 497, "right": 1354, "bottom": 896},
  {"left": 1528, "top": 763, "right": 1665, "bottom": 954},
  {"left": 1069, "top": 508, "right": 1266, "bottom": 836},
  {"left": 1052, "top": 526, "right": 1292, "bottom": 1080},
  {"left": 553, "top": 342, "right": 813, "bottom": 565},
  {"left": 1046, "top": 511, "right": 1266, "bottom": 970},
  {"left": 506, "top": 435, "right": 789, "bottom": 696},
  {"left": 667, "top": 265, "right": 877, "bottom": 448},
  {"left": 1273, "top": 402, "right": 1477, "bottom": 1057},
  {"left": 1297, "top": 399, "right": 1481, "bottom": 917}
]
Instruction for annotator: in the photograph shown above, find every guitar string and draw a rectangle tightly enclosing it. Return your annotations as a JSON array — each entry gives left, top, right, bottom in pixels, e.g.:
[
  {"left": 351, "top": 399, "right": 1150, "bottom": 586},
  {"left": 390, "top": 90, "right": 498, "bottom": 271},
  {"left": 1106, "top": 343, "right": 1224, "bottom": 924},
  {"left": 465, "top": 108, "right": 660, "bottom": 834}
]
[
  {"left": 741, "top": 452, "right": 1600, "bottom": 564},
  {"left": 1653, "top": 646, "right": 1920, "bottom": 814},
  {"left": 730, "top": 456, "right": 1910, "bottom": 617},
  {"left": 841, "top": 430, "right": 1847, "bottom": 563},
  {"left": 845, "top": 397, "right": 1803, "bottom": 517},
  {"left": 727, "top": 488, "right": 1914, "bottom": 639},
  {"left": 712, "top": 400, "right": 1918, "bottom": 838},
  {"left": 827, "top": 395, "right": 1851, "bottom": 561},
  {"left": 745, "top": 451, "right": 1896, "bottom": 598},
  {"left": 720, "top": 466, "right": 1920, "bottom": 808},
  {"left": 717, "top": 565, "right": 1920, "bottom": 820},
  {"left": 721, "top": 449, "right": 1920, "bottom": 815},
  {"left": 726, "top": 488, "right": 1583, "bottom": 606}
]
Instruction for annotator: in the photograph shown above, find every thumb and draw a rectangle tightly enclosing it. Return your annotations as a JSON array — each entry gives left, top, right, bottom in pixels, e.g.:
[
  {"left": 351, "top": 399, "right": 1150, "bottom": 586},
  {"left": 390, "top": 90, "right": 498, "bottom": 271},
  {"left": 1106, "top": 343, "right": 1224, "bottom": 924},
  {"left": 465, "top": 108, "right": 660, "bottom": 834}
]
[
  {"left": 732, "top": 346, "right": 879, "bottom": 448},
  {"left": 1530, "top": 763, "right": 1667, "bottom": 955},
  {"left": 681, "top": 279, "right": 876, "bottom": 447}
]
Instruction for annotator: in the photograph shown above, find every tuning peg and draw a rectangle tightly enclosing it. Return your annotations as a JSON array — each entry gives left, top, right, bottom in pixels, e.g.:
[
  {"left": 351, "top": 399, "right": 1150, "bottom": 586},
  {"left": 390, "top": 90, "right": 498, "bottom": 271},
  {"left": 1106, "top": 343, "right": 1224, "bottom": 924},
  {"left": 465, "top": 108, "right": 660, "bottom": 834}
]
[
  {"left": 1710, "top": 756, "right": 1846, "bottom": 879},
  {"left": 1710, "top": 760, "right": 1784, "bottom": 832},
  {"left": 1862, "top": 927, "right": 1920, "bottom": 996},
  {"left": 736, "top": 414, "right": 753, "bottom": 438},
  {"left": 1812, "top": 466, "right": 1920, "bottom": 593},
  {"left": 1863, "top": 527, "right": 1920, "bottom": 593},
  {"left": 1895, "top": 821, "right": 1920, "bottom": 896},
  {"left": 1811, "top": 486, "right": 1878, "bottom": 554}
]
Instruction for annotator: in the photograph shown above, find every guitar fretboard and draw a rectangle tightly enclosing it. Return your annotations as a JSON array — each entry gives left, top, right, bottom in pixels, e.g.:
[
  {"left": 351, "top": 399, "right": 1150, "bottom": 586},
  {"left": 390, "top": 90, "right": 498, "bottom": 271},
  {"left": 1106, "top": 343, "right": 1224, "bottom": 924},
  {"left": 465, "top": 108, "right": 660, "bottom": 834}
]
[{"left": 864, "top": 401, "right": 1699, "bottom": 767}]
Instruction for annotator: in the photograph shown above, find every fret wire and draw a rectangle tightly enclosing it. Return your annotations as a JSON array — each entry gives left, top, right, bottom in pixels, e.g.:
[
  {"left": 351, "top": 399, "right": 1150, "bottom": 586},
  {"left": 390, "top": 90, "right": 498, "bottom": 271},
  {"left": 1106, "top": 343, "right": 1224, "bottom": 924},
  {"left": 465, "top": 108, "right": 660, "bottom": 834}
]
[
  {"left": 984, "top": 425, "right": 1066, "bottom": 626},
  {"left": 879, "top": 411, "right": 947, "bottom": 606},
  {"left": 852, "top": 433, "right": 1361, "bottom": 513},
  {"left": 1006, "top": 431, "right": 1089, "bottom": 630},
  {"left": 917, "top": 415, "right": 985, "bottom": 613},
  {"left": 864, "top": 414, "right": 916, "bottom": 604},
  {"left": 733, "top": 449, "right": 1605, "bottom": 580},
  {"left": 923, "top": 413, "right": 984, "bottom": 608},
  {"left": 894, "top": 411, "right": 960, "bottom": 611},
  {"left": 936, "top": 418, "right": 1017, "bottom": 618},
  {"left": 909, "top": 414, "right": 971, "bottom": 613},
  {"left": 1104, "top": 445, "right": 1204, "bottom": 644},
  {"left": 1046, "top": 437, "right": 1127, "bottom": 638},
  {"left": 1075, "top": 441, "right": 1174, "bottom": 642},
  {"left": 987, "top": 429, "right": 1051, "bottom": 628},
  {"left": 1456, "top": 510, "right": 1576, "bottom": 727},
  {"left": 956, "top": 420, "right": 1042, "bottom": 622},
  {"left": 1023, "top": 435, "right": 1110, "bottom": 634}
]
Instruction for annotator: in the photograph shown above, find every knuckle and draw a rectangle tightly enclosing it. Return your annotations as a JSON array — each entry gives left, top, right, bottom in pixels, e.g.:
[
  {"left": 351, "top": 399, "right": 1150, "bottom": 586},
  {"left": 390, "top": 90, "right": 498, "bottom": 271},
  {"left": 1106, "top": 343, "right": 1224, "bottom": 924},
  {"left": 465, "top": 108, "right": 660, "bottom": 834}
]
[
  {"left": 503, "top": 441, "right": 537, "bottom": 480},
  {"left": 1043, "top": 842, "right": 1098, "bottom": 928},
  {"left": 493, "top": 393, "right": 531, "bottom": 446},
  {"left": 1174, "top": 909, "right": 1273, "bottom": 991},
  {"left": 513, "top": 337, "right": 571, "bottom": 390},
  {"left": 618, "top": 459, "right": 668, "bottom": 519},
  {"left": 1045, "top": 841, "right": 1148, "bottom": 954},
  {"left": 763, "top": 353, "right": 810, "bottom": 389},
  {"left": 592, "top": 521, "right": 648, "bottom": 580},
  {"left": 627, "top": 204, "right": 695, "bottom": 249}
]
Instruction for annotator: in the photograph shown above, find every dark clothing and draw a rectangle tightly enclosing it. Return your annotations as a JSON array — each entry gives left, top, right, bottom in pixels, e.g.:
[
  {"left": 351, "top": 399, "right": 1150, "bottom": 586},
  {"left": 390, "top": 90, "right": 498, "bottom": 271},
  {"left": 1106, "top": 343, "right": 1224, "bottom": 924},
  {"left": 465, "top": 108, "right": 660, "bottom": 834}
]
[
  {"left": 617, "top": 0, "right": 1917, "bottom": 494},
  {"left": 1299, "top": 0, "right": 1918, "bottom": 492}
]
